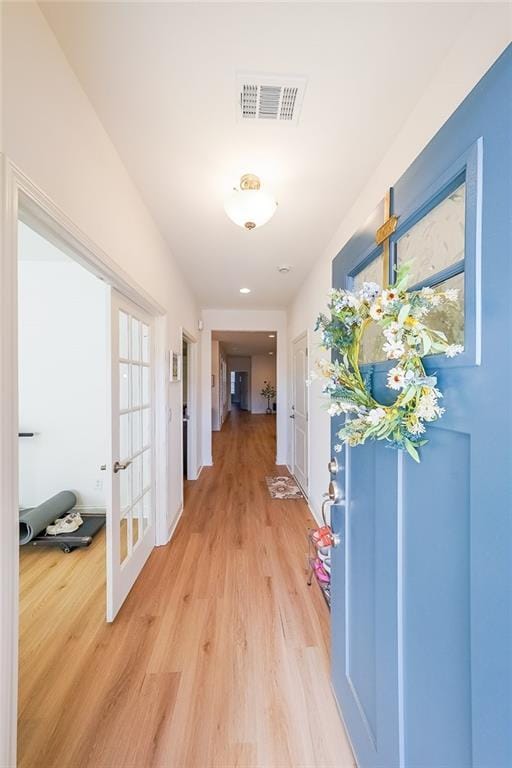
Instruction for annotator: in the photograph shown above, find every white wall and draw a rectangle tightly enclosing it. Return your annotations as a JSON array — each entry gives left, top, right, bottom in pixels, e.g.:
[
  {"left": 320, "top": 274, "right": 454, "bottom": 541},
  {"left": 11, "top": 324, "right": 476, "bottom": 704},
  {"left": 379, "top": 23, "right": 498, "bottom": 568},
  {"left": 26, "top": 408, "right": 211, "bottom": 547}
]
[
  {"left": 18, "top": 223, "right": 107, "bottom": 509},
  {"left": 251, "top": 355, "right": 277, "bottom": 414},
  {"left": 201, "top": 309, "right": 287, "bottom": 464},
  {"left": 2, "top": 1, "right": 201, "bottom": 538},
  {"left": 287, "top": 9, "right": 512, "bottom": 523}
]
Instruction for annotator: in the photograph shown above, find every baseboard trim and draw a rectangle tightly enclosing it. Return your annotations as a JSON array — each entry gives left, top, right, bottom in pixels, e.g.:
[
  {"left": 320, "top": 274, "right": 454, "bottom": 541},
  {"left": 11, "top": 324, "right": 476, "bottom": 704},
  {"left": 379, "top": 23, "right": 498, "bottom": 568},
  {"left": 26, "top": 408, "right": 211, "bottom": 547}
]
[
  {"left": 162, "top": 504, "right": 183, "bottom": 546},
  {"left": 308, "top": 499, "right": 323, "bottom": 527}
]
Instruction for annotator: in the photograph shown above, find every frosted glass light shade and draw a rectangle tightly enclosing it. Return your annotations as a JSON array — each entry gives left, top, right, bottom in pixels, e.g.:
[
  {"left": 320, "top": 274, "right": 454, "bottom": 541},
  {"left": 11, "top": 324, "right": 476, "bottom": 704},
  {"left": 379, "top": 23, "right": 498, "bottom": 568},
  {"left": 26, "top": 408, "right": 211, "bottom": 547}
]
[{"left": 224, "top": 177, "right": 277, "bottom": 230}]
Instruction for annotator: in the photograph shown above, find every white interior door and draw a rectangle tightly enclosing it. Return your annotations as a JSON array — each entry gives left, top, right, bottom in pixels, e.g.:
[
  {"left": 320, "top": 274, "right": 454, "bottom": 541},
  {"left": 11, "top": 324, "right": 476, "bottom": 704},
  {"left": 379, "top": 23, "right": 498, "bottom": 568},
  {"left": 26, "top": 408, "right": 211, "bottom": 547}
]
[
  {"left": 292, "top": 334, "right": 308, "bottom": 493},
  {"left": 107, "top": 289, "right": 155, "bottom": 621}
]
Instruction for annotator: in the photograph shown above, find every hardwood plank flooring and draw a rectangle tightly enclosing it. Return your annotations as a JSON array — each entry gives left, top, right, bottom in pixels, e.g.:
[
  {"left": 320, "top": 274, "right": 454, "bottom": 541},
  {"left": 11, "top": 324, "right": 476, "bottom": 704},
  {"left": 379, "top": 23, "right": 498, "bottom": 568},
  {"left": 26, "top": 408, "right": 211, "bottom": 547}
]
[{"left": 18, "top": 408, "right": 354, "bottom": 767}]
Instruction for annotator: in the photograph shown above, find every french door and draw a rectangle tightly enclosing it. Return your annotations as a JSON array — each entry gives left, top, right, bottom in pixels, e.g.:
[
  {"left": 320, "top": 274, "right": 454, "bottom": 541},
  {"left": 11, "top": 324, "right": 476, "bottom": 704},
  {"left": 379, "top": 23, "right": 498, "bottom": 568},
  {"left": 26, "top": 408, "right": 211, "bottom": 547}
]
[
  {"left": 107, "top": 289, "right": 155, "bottom": 621},
  {"left": 329, "top": 48, "right": 511, "bottom": 768},
  {"left": 291, "top": 333, "right": 308, "bottom": 493}
]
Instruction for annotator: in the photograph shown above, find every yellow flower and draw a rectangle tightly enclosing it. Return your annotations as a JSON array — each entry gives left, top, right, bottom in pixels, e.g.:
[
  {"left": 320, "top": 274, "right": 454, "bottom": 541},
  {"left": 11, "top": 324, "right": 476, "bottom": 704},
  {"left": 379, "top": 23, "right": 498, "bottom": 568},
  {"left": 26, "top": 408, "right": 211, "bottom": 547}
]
[{"left": 404, "top": 317, "right": 418, "bottom": 328}]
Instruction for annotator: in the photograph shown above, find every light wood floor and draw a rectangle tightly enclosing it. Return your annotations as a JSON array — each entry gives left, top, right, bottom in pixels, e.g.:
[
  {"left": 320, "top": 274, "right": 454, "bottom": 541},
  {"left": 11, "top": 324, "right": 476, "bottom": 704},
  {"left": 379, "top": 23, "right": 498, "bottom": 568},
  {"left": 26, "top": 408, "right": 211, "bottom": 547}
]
[{"left": 18, "top": 409, "right": 354, "bottom": 768}]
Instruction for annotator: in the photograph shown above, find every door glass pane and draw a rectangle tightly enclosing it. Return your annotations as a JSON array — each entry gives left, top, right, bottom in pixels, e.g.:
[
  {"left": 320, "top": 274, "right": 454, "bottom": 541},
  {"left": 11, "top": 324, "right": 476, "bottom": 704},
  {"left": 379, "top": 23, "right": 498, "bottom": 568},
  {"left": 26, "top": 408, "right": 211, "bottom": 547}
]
[
  {"left": 423, "top": 272, "right": 465, "bottom": 350},
  {"left": 120, "top": 363, "right": 130, "bottom": 410},
  {"left": 359, "top": 323, "right": 387, "bottom": 365},
  {"left": 142, "top": 491, "right": 151, "bottom": 531},
  {"left": 142, "top": 323, "right": 150, "bottom": 363},
  {"left": 353, "top": 252, "right": 384, "bottom": 291},
  {"left": 131, "top": 410, "right": 142, "bottom": 454},
  {"left": 119, "top": 311, "right": 129, "bottom": 359},
  {"left": 132, "top": 453, "right": 142, "bottom": 501},
  {"left": 142, "top": 449, "right": 151, "bottom": 491},
  {"left": 120, "top": 463, "right": 132, "bottom": 512},
  {"left": 396, "top": 182, "right": 465, "bottom": 285},
  {"left": 142, "top": 408, "right": 150, "bottom": 448},
  {"left": 353, "top": 254, "right": 387, "bottom": 364},
  {"left": 131, "top": 318, "right": 141, "bottom": 362},
  {"left": 120, "top": 413, "right": 130, "bottom": 461},
  {"left": 131, "top": 364, "right": 141, "bottom": 407},
  {"left": 120, "top": 511, "right": 129, "bottom": 565},
  {"left": 142, "top": 366, "right": 150, "bottom": 405},
  {"left": 132, "top": 500, "right": 141, "bottom": 548}
]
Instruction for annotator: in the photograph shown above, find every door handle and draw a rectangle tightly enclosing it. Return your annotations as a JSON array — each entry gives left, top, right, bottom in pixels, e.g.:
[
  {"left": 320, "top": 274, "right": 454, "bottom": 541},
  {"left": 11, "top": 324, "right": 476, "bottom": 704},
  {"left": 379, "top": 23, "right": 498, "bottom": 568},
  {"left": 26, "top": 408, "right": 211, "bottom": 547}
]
[
  {"left": 327, "top": 481, "right": 343, "bottom": 503},
  {"left": 113, "top": 460, "right": 132, "bottom": 473},
  {"left": 328, "top": 458, "right": 338, "bottom": 474},
  {"left": 320, "top": 494, "right": 342, "bottom": 548}
]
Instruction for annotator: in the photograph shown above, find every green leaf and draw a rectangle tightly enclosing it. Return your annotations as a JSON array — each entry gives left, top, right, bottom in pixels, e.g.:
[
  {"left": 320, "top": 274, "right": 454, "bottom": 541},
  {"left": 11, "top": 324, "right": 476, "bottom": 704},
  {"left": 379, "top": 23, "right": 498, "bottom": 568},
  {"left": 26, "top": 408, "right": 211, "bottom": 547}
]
[
  {"left": 400, "top": 387, "right": 417, "bottom": 406},
  {"left": 404, "top": 439, "right": 420, "bottom": 463},
  {"left": 398, "top": 303, "right": 411, "bottom": 325},
  {"left": 421, "top": 332, "right": 432, "bottom": 355}
]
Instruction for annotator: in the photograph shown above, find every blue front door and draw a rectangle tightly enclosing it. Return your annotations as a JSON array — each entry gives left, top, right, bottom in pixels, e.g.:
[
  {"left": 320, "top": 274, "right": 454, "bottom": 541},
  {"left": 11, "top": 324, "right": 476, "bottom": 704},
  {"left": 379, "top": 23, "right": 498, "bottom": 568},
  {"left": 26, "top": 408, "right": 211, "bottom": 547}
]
[{"left": 330, "top": 46, "right": 512, "bottom": 768}]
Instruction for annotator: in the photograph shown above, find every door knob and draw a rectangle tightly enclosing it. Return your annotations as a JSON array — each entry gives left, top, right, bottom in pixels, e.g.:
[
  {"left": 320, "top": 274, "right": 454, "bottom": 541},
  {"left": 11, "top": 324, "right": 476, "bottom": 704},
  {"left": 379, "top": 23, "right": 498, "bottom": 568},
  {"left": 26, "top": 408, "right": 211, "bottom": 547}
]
[
  {"left": 328, "top": 458, "right": 338, "bottom": 474},
  {"left": 328, "top": 481, "right": 342, "bottom": 503},
  {"left": 113, "top": 460, "right": 132, "bottom": 473}
]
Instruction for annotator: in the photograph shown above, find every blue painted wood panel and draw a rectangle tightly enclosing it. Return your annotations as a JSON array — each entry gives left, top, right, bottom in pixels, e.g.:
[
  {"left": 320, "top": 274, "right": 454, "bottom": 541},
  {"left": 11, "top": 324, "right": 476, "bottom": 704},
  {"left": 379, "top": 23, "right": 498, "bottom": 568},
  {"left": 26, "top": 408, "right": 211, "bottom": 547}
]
[{"left": 330, "top": 45, "right": 512, "bottom": 768}]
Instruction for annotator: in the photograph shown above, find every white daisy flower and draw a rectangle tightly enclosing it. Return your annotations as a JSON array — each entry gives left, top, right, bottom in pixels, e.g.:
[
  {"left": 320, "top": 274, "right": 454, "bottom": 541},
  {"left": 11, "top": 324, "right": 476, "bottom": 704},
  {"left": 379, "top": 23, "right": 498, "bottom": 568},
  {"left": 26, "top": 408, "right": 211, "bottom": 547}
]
[
  {"left": 416, "top": 391, "right": 444, "bottom": 421},
  {"left": 381, "top": 289, "right": 399, "bottom": 305},
  {"left": 369, "top": 301, "right": 384, "bottom": 320},
  {"left": 387, "top": 366, "right": 406, "bottom": 390},
  {"left": 367, "top": 407, "right": 386, "bottom": 425},
  {"left": 445, "top": 343, "right": 464, "bottom": 358},
  {"left": 383, "top": 340, "right": 405, "bottom": 360},
  {"left": 444, "top": 289, "right": 459, "bottom": 301},
  {"left": 408, "top": 420, "right": 426, "bottom": 435},
  {"left": 430, "top": 294, "right": 442, "bottom": 307}
]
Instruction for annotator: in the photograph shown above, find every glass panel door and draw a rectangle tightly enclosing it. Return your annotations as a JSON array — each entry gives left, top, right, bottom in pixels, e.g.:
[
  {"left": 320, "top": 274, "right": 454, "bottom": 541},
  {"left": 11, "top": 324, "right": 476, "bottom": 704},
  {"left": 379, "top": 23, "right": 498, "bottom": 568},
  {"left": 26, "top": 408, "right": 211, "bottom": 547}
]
[{"left": 106, "top": 289, "right": 155, "bottom": 622}]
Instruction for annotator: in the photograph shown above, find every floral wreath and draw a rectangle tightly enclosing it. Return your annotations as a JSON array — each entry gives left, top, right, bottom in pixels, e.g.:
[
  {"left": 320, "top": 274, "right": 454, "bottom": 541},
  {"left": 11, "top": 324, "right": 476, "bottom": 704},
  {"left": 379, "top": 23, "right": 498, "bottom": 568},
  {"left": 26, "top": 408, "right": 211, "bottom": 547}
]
[{"left": 314, "top": 264, "right": 463, "bottom": 462}]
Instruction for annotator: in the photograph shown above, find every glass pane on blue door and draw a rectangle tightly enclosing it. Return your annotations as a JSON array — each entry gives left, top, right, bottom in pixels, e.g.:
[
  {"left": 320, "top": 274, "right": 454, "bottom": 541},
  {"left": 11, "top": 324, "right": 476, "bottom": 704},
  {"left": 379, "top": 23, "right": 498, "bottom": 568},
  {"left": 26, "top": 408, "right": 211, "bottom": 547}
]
[{"left": 396, "top": 182, "right": 465, "bottom": 285}]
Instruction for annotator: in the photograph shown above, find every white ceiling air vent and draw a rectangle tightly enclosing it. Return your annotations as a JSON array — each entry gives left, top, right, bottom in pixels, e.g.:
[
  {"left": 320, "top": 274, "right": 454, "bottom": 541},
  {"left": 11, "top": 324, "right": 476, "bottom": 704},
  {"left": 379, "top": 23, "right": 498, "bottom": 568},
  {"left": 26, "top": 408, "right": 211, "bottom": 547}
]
[{"left": 237, "top": 74, "right": 306, "bottom": 125}]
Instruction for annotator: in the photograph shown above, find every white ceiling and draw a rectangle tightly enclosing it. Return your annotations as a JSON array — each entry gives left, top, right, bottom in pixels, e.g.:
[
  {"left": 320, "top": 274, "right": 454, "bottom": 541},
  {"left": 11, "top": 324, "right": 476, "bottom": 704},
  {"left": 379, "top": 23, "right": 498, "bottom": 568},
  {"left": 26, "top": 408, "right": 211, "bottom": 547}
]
[
  {"left": 40, "top": 2, "right": 478, "bottom": 309},
  {"left": 212, "top": 330, "right": 276, "bottom": 356}
]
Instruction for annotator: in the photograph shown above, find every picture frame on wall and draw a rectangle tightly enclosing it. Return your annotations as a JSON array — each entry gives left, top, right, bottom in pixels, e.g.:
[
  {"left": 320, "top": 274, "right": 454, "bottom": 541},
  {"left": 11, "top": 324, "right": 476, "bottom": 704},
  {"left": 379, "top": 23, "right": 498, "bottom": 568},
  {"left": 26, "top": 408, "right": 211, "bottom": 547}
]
[{"left": 169, "top": 350, "right": 181, "bottom": 383}]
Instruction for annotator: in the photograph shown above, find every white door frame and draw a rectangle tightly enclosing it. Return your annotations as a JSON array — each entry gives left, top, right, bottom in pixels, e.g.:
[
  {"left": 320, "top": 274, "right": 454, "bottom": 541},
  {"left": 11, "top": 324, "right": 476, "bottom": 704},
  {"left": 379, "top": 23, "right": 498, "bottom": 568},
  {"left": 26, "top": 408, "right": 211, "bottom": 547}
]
[
  {"left": 0, "top": 156, "right": 169, "bottom": 768},
  {"left": 290, "top": 331, "right": 309, "bottom": 496},
  {"left": 180, "top": 327, "right": 199, "bottom": 485}
]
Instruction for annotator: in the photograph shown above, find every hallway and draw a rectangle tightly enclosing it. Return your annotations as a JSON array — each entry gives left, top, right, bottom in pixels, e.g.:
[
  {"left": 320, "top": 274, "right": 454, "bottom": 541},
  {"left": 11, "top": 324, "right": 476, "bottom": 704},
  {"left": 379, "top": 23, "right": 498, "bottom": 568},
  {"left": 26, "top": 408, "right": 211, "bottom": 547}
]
[{"left": 18, "top": 409, "right": 354, "bottom": 768}]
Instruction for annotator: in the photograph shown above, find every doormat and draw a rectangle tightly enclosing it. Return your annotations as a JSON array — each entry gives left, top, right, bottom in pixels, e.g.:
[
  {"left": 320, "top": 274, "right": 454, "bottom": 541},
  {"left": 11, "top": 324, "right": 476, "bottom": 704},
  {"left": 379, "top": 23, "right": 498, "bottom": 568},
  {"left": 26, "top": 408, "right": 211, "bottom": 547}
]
[{"left": 265, "top": 476, "right": 303, "bottom": 500}]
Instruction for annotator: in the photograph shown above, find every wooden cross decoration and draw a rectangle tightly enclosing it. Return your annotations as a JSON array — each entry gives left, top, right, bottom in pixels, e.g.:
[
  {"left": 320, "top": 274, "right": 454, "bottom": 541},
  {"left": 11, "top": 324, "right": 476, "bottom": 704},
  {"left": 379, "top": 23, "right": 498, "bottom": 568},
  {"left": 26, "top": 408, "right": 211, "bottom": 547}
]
[{"left": 375, "top": 189, "right": 399, "bottom": 287}]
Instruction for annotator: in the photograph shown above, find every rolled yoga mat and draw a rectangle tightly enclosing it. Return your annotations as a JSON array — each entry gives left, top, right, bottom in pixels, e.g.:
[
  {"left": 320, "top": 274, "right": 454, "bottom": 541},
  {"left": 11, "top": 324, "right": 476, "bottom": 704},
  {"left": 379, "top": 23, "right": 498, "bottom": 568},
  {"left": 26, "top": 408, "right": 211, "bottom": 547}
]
[{"left": 19, "top": 490, "right": 77, "bottom": 545}]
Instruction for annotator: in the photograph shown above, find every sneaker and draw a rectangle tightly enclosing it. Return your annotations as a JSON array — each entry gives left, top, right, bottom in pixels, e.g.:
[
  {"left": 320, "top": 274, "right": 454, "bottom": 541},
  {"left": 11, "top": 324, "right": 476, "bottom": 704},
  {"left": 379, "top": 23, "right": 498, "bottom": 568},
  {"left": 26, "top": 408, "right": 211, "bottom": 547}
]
[{"left": 46, "top": 511, "right": 83, "bottom": 536}]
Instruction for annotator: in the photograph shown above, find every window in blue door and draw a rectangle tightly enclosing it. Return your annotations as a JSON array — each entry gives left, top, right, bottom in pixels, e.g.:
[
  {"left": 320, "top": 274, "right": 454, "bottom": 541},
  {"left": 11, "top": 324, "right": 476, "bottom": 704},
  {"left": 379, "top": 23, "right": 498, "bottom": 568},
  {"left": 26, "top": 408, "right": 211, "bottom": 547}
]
[{"left": 395, "top": 178, "right": 466, "bottom": 350}]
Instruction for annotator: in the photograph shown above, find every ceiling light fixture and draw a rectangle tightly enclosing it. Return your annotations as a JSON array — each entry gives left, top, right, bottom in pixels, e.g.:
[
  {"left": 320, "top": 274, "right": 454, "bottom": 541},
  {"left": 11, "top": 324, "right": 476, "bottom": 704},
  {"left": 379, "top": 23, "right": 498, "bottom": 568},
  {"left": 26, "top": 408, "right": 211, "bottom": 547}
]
[
  {"left": 239, "top": 287, "right": 251, "bottom": 294},
  {"left": 224, "top": 174, "right": 277, "bottom": 230}
]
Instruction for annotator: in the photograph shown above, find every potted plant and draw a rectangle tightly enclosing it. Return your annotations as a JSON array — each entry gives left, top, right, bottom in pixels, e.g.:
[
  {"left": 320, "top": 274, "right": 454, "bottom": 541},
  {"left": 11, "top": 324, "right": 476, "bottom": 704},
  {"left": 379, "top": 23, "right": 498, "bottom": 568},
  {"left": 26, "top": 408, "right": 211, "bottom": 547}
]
[{"left": 260, "top": 381, "right": 276, "bottom": 414}]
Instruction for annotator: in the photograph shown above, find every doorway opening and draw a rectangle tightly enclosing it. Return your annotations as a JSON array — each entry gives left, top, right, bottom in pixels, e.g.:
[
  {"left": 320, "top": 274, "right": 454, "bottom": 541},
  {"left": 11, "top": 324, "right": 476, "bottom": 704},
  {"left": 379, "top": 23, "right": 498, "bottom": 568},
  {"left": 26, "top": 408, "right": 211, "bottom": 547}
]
[
  {"left": 181, "top": 329, "right": 198, "bottom": 483},
  {"left": 211, "top": 330, "right": 277, "bottom": 437},
  {"left": 291, "top": 332, "right": 308, "bottom": 495},
  {"left": 17, "top": 220, "right": 110, "bottom": 764}
]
